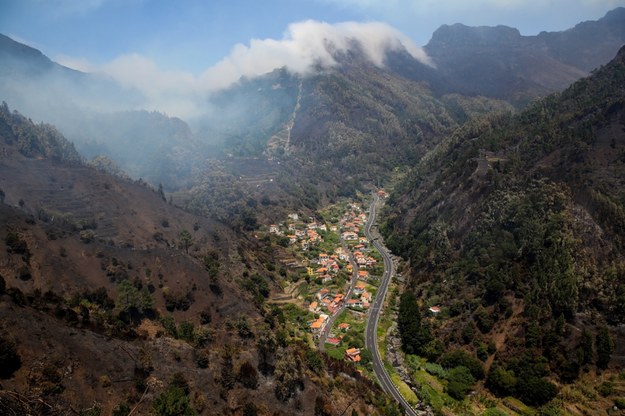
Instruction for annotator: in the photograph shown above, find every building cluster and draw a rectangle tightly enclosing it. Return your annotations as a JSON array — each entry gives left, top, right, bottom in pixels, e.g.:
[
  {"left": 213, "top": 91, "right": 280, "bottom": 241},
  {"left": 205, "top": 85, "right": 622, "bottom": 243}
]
[
  {"left": 266, "top": 202, "right": 380, "bottom": 365},
  {"left": 269, "top": 212, "right": 336, "bottom": 251}
]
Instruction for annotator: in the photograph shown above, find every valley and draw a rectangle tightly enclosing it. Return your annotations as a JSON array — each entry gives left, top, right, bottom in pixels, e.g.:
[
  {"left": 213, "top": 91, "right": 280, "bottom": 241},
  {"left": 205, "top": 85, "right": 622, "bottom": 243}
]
[{"left": 1, "top": 6, "right": 625, "bottom": 416}]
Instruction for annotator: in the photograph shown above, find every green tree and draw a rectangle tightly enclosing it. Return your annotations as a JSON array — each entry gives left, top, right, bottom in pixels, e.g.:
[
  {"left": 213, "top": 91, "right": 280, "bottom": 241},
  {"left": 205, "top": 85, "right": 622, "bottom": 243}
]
[
  {"left": 578, "top": 329, "right": 593, "bottom": 365},
  {"left": 446, "top": 366, "right": 476, "bottom": 400},
  {"left": 153, "top": 385, "right": 196, "bottom": 416},
  {"left": 178, "top": 230, "right": 194, "bottom": 254},
  {"left": 486, "top": 364, "right": 517, "bottom": 397},
  {"left": 596, "top": 326, "right": 614, "bottom": 369},
  {"left": 398, "top": 291, "right": 431, "bottom": 355}
]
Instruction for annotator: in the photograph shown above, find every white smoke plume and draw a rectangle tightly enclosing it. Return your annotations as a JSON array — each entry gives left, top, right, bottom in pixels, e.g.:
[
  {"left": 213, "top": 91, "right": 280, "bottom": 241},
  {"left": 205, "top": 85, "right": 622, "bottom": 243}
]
[{"left": 57, "top": 20, "right": 431, "bottom": 118}]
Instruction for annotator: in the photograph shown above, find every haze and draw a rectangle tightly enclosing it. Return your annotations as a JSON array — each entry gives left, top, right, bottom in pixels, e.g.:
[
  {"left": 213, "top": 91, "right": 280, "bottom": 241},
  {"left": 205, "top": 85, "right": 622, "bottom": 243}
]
[{"left": 1, "top": 0, "right": 622, "bottom": 118}]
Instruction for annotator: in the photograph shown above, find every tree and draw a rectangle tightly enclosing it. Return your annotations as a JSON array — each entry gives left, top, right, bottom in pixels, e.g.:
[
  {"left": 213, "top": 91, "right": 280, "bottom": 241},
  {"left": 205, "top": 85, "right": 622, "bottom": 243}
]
[
  {"left": 178, "top": 230, "right": 194, "bottom": 254},
  {"left": 446, "top": 366, "right": 476, "bottom": 400},
  {"left": 398, "top": 291, "right": 431, "bottom": 355},
  {"left": 578, "top": 329, "right": 593, "bottom": 366},
  {"left": 153, "top": 385, "right": 196, "bottom": 416},
  {"left": 486, "top": 364, "right": 517, "bottom": 397},
  {"left": 596, "top": 326, "right": 614, "bottom": 369}
]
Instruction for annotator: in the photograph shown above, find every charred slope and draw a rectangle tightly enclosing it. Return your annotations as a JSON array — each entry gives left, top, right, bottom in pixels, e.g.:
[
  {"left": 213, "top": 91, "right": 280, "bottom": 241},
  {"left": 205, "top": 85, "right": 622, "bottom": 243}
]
[
  {"left": 0, "top": 104, "right": 393, "bottom": 415},
  {"left": 382, "top": 46, "right": 625, "bottom": 410}
]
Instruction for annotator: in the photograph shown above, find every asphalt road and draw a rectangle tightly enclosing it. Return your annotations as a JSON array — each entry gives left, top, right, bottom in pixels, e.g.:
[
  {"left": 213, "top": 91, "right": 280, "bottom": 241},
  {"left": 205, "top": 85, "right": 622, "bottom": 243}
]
[
  {"left": 364, "top": 194, "right": 419, "bottom": 416},
  {"left": 318, "top": 240, "right": 358, "bottom": 350}
]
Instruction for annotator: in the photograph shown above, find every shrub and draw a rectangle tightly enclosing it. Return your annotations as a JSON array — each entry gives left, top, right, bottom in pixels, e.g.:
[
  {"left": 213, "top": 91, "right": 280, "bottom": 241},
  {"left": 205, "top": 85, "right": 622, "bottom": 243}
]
[
  {"left": 237, "top": 361, "right": 259, "bottom": 389},
  {"left": 597, "top": 380, "right": 614, "bottom": 397},
  {"left": 440, "top": 349, "right": 484, "bottom": 380},
  {"left": 0, "top": 334, "right": 21, "bottom": 378},
  {"left": 486, "top": 364, "right": 517, "bottom": 397},
  {"left": 446, "top": 366, "right": 475, "bottom": 400},
  {"left": 153, "top": 385, "right": 196, "bottom": 416},
  {"left": 517, "top": 376, "right": 557, "bottom": 406}
]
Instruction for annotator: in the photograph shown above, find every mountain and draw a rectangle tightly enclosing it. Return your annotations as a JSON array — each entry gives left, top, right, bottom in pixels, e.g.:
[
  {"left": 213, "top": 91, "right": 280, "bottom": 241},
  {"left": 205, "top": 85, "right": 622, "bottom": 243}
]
[
  {"left": 381, "top": 46, "right": 625, "bottom": 412},
  {"left": 425, "top": 7, "right": 625, "bottom": 106},
  {"left": 2, "top": 9, "right": 625, "bottom": 197},
  {"left": 0, "top": 103, "right": 395, "bottom": 415},
  {"left": 0, "top": 34, "right": 202, "bottom": 190}
]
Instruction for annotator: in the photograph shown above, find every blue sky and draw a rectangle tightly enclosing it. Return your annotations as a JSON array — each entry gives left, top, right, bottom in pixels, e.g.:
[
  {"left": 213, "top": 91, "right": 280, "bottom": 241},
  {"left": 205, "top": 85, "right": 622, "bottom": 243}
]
[
  {"left": 2, "top": 0, "right": 623, "bottom": 117},
  {"left": 2, "top": 0, "right": 623, "bottom": 73}
]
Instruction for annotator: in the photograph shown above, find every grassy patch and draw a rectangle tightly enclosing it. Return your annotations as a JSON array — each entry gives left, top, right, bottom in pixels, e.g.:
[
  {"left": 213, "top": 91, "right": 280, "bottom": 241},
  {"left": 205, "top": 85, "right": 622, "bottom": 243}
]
[{"left": 389, "top": 371, "right": 419, "bottom": 405}]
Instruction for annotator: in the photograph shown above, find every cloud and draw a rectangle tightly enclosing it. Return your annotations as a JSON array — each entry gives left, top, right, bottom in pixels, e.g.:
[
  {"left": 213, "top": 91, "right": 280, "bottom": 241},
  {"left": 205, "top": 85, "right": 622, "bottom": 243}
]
[
  {"left": 199, "top": 20, "right": 432, "bottom": 91},
  {"left": 62, "top": 20, "right": 431, "bottom": 117}
]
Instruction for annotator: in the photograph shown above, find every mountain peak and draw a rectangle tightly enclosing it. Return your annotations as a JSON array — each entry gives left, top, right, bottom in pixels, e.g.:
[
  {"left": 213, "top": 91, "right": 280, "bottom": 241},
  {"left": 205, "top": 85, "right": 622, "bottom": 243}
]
[{"left": 427, "top": 23, "right": 522, "bottom": 48}]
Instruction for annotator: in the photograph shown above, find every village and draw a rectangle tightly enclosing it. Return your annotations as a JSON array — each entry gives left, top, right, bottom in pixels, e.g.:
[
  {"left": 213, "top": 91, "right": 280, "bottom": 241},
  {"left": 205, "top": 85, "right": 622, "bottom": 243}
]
[{"left": 266, "top": 194, "right": 387, "bottom": 364}]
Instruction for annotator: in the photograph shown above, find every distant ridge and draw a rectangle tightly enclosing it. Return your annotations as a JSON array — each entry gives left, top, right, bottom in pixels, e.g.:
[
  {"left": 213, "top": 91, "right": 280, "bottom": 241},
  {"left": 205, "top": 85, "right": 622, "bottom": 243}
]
[{"left": 425, "top": 7, "right": 625, "bottom": 106}]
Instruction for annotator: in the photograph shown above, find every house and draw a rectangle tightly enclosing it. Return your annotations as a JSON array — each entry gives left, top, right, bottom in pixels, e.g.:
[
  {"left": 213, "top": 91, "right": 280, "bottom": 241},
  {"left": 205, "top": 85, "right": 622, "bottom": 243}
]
[
  {"left": 295, "top": 229, "right": 305, "bottom": 238},
  {"left": 342, "top": 231, "right": 358, "bottom": 241},
  {"left": 357, "top": 270, "right": 369, "bottom": 280},
  {"left": 317, "top": 289, "right": 330, "bottom": 300},
  {"left": 345, "top": 348, "right": 361, "bottom": 362},
  {"left": 354, "top": 281, "right": 366, "bottom": 295},
  {"left": 428, "top": 306, "right": 442, "bottom": 314},
  {"left": 319, "top": 253, "right": 329, "bottom": 264},
  {"left": 358, "top": 236, "right": 368, "bottom": 245},
  {"left": 326, "top": 337, "right": 341, "bottom": 346},
  {"left": 346, "top": 264, "right": 353, "bottom": 273},
  {"left": 338, "top": 323, "right": 350, "bottom": 331},
  {"left": 347, "top": 299, "right": 363, "bottom": 308},
  {"left": 288, "top": 213, "right": 299, "bottom": 221},
  {"left": 287, "top": 235, "right": 297, "bottom": 244},
  {"left": 318, "top": 223, "right": 327, "bottom": 231},
  {"left": 322, "top": 275, "right": 333, "bottom": 284},
  {"left": 308, "top": 301, "right": 319, "bottom": 313},
  {"left": 301, "top": 240, "right": 309, "bottom": 251},
  {"left": 329, "top": 225, "right": 338, "bottom": 232},
  {"left": 310, "top": 314, "right": 328, "bottom": 333},
  {"left": 316, "top": 267, "right": 329, "bottom": 275},
  {"left": 269, "top": 224, "right": 279, "bottom": 234}
]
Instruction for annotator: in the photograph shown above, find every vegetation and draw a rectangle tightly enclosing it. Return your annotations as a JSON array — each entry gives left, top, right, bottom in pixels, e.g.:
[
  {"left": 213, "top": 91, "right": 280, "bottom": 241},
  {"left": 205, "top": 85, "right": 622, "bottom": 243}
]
[{"left": 384, "top": 45, "right": 625, "bottom": 408}]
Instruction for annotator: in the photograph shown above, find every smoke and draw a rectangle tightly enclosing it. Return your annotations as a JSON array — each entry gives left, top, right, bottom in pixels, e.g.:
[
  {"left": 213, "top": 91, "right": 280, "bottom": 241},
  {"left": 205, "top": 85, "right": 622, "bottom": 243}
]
[
  {"left": 56, "top": 20, "right": 431, "bottom": 118},
  {"left": 198, "top": 20, "right": 432, "bottom": 91}
]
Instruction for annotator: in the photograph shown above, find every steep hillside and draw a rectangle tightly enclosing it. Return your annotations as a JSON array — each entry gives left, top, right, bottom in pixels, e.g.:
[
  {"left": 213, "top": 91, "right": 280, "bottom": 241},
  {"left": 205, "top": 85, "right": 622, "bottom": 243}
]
[
  {"left": 382, "top": 46, "right": 625, "bottom": 412},
  {"left": 425, "top": 7, "right": 625, "bottom": 106},
  {"left": 0, "top": 104, "right": 395, "bottom": 415}
]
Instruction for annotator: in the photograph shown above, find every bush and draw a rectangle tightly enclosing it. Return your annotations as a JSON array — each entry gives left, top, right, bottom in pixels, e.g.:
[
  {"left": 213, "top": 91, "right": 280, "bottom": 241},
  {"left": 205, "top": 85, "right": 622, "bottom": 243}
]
[
  {"left": 237, "top": 361, "right": 259, "bottom": 389},
  {"left": 440, "top": 349, "right": 484, "bottom": 380},
  {"left": 615, "top": 398, "right": 625, "bottom": 410},
  {"left": 597, "top": 381, "right": 614, "bottom": 397},
  {"left": 486, "top": 364, "right": 517, "bottom": 397},
  {"left": 112, "top": 403, "right": 131, "bottom": 416},
  {"left": 153, "top": 385, "right": 196, "bottom": 416},
  {"left": 446, "top": 366, "right": 475, "bottom": 400},
  {"left": 0, "top": 334, "right": 21, "bottom": 378},
  {"left": 517, "top": 376, "right": 557, "bottom": 406}
]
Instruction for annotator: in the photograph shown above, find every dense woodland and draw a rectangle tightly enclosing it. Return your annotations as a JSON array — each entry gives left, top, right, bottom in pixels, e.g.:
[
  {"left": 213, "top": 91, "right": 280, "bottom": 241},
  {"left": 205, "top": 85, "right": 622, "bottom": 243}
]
[{"left": 383, "top": 46, "right": 625, "bottom": 410}]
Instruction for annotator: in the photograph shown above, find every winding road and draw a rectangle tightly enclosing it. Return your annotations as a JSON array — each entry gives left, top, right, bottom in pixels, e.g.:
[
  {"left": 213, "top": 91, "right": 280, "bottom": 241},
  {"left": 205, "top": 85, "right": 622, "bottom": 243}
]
[{"left": 364, "top": 194, "right": 419, "bottom": 416}]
